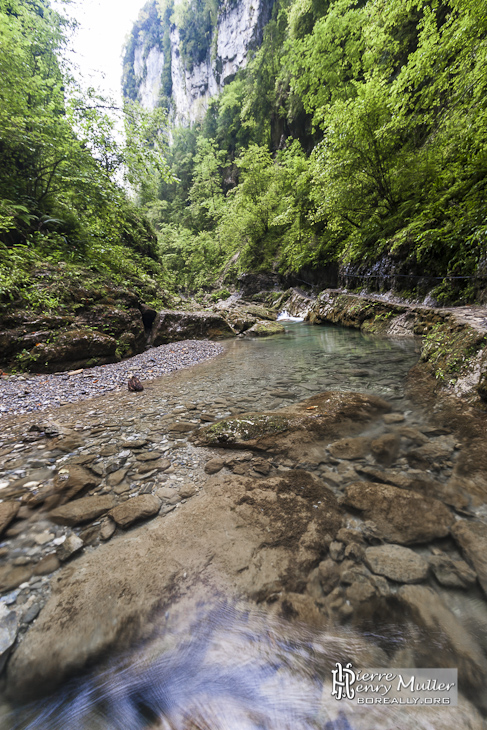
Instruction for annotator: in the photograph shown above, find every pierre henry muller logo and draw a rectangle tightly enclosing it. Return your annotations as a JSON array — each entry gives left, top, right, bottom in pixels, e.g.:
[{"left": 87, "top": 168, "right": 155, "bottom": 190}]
[{"left": 331, "top": 662, "right": 356, "bottom": 700}]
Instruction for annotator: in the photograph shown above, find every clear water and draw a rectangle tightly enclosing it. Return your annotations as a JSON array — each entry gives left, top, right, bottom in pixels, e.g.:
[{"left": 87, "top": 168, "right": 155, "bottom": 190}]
[
  {"left": 5, "top": 323, "right": 484, "bottom": 730},
  {"left": 157, "top": 321, "right": 420, "bottom": 412}
]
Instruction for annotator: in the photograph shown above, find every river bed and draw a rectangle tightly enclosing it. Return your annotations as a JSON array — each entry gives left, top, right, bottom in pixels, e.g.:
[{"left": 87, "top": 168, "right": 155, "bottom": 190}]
[{"left": 1, "top": 322, "right": 487, "bottom": 729}]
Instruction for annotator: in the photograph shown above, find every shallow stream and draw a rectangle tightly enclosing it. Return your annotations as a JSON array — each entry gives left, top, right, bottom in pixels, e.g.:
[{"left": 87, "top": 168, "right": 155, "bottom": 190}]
[{"left": 2, "top": 322, "right": 487, "bottom": 729}]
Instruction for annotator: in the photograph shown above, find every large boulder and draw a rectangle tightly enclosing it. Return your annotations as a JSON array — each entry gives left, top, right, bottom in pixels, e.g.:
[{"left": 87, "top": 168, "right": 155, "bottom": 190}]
[
  {"left": 192, "top": 391, "right": 391, "bottom": 460},
  {"left": 150, "top": 311, "right": 236, "bottom": 345},
  {"left": 24, "top": 329, "right": 118, "bottom": 372}
]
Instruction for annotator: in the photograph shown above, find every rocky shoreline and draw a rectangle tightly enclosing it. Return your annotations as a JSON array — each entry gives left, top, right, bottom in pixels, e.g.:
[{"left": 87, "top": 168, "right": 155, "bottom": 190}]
[{"left": 0, "top": 340, "right": 224, "bottom": 418}]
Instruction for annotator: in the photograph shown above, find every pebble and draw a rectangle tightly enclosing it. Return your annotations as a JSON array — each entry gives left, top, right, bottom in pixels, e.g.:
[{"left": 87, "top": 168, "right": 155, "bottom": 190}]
[{"left": 0, "top": 341, "right": 224, "bottom": 417}]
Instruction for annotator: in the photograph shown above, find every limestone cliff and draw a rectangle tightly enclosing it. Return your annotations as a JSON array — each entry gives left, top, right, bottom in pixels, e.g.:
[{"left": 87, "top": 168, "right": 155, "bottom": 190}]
[{"left": 123, "top": 0, "right": 273, "bottom": 125}]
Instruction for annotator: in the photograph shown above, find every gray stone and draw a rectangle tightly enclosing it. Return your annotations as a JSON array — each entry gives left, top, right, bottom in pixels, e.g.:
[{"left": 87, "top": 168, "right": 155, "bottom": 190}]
[
  {"left": 22, "top": 601, "right": 41, "bottom": 624},
  {"left": 56, "top": 534, "right": 84, "bottom": 561},
  {"left": 365, "top": 544, "right": 429, "bottom": 583},
  {"left": 0, "top": 606, "right": 18, "bottom": 672}
]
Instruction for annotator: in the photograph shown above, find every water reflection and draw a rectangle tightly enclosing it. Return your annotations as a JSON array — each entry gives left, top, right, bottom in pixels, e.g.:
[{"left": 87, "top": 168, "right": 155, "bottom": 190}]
[{"left": 3, "top": 601, "right": 481, "bottom": 730}]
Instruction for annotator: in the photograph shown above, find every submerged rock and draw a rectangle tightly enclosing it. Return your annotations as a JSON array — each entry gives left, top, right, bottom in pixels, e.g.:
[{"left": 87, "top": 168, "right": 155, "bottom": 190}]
[
  {"left": 343, "top": 482, "right": 454, "bottom": 544},
  {"left": 193, "top": 391, "right": 391, "bottom": 460},
  {"left": 244, "top": 321, "right": 285, "bottom": 337},
  {"left": 364, "top": 544, "right": 429, "bottom": 583}
]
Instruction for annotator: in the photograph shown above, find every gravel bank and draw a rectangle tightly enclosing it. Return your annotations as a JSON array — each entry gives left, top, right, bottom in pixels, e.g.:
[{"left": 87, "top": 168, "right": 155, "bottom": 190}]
[{"left": 0, "top": 340, "right": 224, "bottom": 417}]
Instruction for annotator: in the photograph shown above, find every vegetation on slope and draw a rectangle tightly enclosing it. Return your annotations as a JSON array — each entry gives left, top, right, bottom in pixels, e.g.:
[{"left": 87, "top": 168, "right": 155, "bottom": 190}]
[
  {"left": 132, "top": 0, "right": 487, "bottom": 303},
  {"left": 0, "top": 0, "right": 173, "bottom": 318}
]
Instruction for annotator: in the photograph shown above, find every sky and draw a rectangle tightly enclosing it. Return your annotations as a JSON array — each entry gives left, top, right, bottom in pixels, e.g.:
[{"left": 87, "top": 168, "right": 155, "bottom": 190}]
[{"left": 63, "top": 0, "right": 148, "bottom": 103}]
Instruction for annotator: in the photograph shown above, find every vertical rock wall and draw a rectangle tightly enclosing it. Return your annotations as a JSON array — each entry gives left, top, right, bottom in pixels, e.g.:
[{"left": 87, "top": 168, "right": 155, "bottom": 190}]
[{"left": 126, "top": 0, "right": 273, "bottom": 125}]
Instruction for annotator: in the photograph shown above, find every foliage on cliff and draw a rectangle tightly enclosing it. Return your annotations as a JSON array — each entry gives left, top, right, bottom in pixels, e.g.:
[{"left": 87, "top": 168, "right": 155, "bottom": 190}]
[
  {"left": 130, "top": 0, "right": 487, "bottom": 302},
  {"left": 0, "top": 0, "right": 172, "bottom": 312}
]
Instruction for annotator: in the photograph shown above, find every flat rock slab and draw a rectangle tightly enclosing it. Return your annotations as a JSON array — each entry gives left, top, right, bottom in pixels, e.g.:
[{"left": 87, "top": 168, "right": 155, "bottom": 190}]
[
  {"left": 193, "top": 391, "right": 390, "bottom": 460},
  {"left": 108, "top": 495, "right": 161, "bottom": 528},
  {"left": 6, "top": 471, "right": 342, "bottom": 701},
  {"left": 0, "top": 502, "right": 20, "bottom": 536},
  {"left": 49, "top": 496, "right": 117, "bottom": 526},
  {"left": 451, "top": 521, "right": 487, "bottom": 596},
  {"left": 343, "top": 482, "right": 454, "bottom": 544},
  {"left": 364, "top": 544, "right": 429, "bottom": 583}
]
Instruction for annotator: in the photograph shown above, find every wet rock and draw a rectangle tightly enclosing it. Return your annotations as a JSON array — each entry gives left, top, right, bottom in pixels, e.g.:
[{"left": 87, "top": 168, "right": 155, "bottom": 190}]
[
  {"left": 364, "top": 544, "right": 429, "bottom": 583},
  {"left": 329, "top": 541, "right": 345, "bottom": 562},
  {"left": 398, "top": 584, "right": 487, "bottom": 694},
  {"left": 451, "top": 521, "right": 487, "bottom": 597},
  {"left": 370, "top": 433, "right": 400, "bottom": 467},
  {"left": 0, "top": 605, "right": 18, "bottom": 672},
  {"left": 317, "top": 558, "right": 341, "bottom": 594},
  {"left": 429, "top": 553, "right": 477, "bottom": 589},
  {"left": 170, "top": 422, "right": 196, "bottom": 433},
  {"left": 204, "top": 458, "right": 224, "bottom": 475},
  {"left": 106, "top": 468, "right": 130, "bottom": 487},
  {"left": 56, "top": 534, "right": 84, "bottom": 561},
  {"left": 55, "top": 466, "right": 99, "bottom": 502},
  {"left": 179, "top": 485, "right": 197, "bottom": 499},
  {"left": 328, "top": 437, "right": 370, "bottom": 460},
  {"left": 382, "top": 412, "right": 405, "bottom": 424},
  {"left": 355, "top": 465, "right": 468, "bottom": 510},
  {"left": 49, "top": 495, "right": 117, "bottom": 526},
  {"left": 0, "top": 564, "right": 33, "bottom": 592},
  {"left": 244, "top": 321, "right": 285, "bottom": 337},
  {"left": 252, "top": 458, "right": 272, "bottom": 476},
  {"left": 0, "top": 501, "right": 20, "bottom": 536},
  {"left": 151, "top": 311, "right": 236, "bottom": 346},
  {"left": 343, "top": 482, "right": 454, "bottom": 544},
  {"left": 33, "top": 554, "right": 60, "bottom": 576},
  {"left": 136, "top": 451, "right": 163, "bottom": 462},
  {"left": 193, "top": 391, "right": 390, "bottom": 460},
  {"left": 99, "top": 517, "right": 116, "bottom": 541},
  {"left": 108, "top": 495, "right": 161, "bottom": 528},
  {"left": 406, "top": 440, "right": 454, "bottom": 469}
]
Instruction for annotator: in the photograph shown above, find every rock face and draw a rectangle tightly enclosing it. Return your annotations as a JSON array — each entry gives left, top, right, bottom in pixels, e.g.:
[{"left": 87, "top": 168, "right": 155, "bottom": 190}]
[
  {"left": 150, "top": 311, "right": 236, "bottom": 345},
  {"left": 124, "top": 0, "right": 274, "bottom": 126},
  {"left": 343, "top": 482, "right": 454, "bottom": 544}
]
